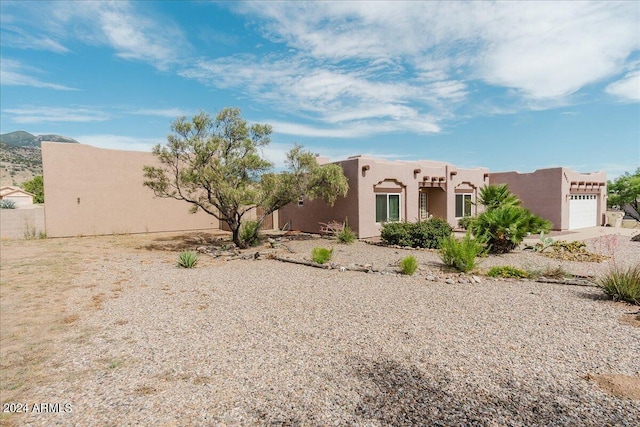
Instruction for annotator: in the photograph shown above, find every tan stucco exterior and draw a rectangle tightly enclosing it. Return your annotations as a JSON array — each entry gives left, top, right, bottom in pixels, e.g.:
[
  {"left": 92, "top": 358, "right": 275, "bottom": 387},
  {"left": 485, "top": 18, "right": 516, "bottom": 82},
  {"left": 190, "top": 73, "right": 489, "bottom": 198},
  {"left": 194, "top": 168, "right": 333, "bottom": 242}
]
[
  {"left": 490, "top": 167, "right": 607, "bottom": 230},
  {"left": 42, "top": 142, "right": 218, "bottom": 237},
  {"left": 280, "top": 156, "right": 489, "bottom": 238}
]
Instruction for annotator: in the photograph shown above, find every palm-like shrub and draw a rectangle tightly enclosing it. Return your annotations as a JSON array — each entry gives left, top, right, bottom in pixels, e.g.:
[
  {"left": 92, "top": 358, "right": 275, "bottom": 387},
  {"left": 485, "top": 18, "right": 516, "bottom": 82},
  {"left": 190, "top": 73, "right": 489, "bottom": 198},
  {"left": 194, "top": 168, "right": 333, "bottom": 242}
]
[
  {"left": 477, "top": 184, "right": 521, "bottom": 210},
  {"left": 471, "top": 184, "right": 551, "bottom": 253},
  {"left": 471, "top": 205, "right": 550, "bottom": 253}
]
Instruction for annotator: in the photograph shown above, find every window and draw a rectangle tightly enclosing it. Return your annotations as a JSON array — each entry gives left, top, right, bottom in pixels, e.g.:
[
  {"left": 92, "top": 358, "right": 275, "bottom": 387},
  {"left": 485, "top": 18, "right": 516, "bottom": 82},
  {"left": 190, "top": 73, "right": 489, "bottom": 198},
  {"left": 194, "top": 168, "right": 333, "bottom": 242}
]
[
  {"left": 455, "top": 194, "right": 472, "bottom": 218},
  {"left": 376, "top": 194, "right": 400, "bottom": 222},
  {"left": 419, "top": 192, "right": 428, "bottom": 220}
]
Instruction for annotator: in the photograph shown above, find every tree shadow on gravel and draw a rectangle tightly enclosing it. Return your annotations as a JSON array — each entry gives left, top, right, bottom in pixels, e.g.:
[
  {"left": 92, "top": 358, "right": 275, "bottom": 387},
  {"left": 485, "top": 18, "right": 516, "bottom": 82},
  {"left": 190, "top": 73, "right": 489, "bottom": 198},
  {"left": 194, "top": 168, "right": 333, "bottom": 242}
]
[
  {"left": 350, "top": 357, "right": 637, "bottom": 427},
  {"left": 572, "top": 289, "right": 611, "bottom": 301},
  {"left": 139, "top": 232, "right": 226, "bottom": 251}
]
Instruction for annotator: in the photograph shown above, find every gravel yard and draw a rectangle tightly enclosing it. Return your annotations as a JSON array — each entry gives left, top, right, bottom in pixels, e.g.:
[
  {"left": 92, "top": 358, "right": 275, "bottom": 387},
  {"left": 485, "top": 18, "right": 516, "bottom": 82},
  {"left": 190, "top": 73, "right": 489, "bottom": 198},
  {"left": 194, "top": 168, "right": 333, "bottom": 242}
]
[{"left": 2, "top": 232, "right": 639, "bottom": 426}]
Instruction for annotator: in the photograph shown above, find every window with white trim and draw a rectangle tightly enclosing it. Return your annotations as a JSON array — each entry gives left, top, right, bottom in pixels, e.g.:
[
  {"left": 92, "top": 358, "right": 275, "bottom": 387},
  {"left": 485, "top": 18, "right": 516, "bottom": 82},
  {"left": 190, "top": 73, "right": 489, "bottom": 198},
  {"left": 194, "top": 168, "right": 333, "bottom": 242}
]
[
  {"left": 376, "top": 194, "right": 400, "bottom": 222},
  {"left": 455, "top": 194, "right": 472, "bottom": 218}
]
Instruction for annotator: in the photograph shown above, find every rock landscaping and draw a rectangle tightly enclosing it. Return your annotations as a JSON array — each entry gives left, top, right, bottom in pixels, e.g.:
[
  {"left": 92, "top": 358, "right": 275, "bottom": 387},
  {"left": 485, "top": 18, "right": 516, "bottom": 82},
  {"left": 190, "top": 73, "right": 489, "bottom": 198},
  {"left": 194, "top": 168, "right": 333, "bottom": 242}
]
[{"left": 1, "top": 230, "right": 638, "bottom": 426}]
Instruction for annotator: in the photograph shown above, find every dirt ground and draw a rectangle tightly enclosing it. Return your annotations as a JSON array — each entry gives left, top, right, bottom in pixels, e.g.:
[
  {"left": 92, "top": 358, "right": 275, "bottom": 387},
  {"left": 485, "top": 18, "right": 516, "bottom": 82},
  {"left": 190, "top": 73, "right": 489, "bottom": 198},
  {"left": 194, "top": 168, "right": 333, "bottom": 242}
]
[
  {"left": 0, "top": 231, "right": 638, "bottom": 426},
  {"left": 0, "top": 231, "right": 226, "bottom": 426}
]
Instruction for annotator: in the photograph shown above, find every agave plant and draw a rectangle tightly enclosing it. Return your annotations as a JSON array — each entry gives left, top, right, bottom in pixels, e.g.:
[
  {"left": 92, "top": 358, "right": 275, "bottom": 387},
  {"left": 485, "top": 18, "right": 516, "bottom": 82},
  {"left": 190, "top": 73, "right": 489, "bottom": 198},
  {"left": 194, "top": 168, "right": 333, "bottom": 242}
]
[{"left": 177, "top": 251, "right": 199, "bottom": 268}]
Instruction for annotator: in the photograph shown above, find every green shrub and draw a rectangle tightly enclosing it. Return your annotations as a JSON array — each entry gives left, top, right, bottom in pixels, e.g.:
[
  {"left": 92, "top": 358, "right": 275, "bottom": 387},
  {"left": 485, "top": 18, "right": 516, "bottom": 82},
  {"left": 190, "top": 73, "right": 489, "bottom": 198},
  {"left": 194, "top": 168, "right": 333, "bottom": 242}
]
[
  {"left": 380, "top": 218, "right": 452, "bottom": 249},
  {"left": 477, "top": 183, "right": 521, "bottom": 210},
  {"left": 409, "top": 218, "right": 453, "bottom": 249},
  {"left": 312, "top": 247, "right": 333, "bottom": 264},
  {"left": 471, "top": 205, "right": 551, "bottom": 254},
  {"left": 400, "top": 256, "right": 418, "bottom": 275},
  {"left": 487, "top": 266, "right": 528, "bottom": 278},
  {"left": 380, "top": 222, "right": 411, "bottom": 247},
  {"left": 457, "top": 216, "right": 474, "bottom": 230},
  {"left": 439, "top": 232, "right": 485, "bottom": 272},
  {"left": 598, "top": 265, "right": 640, "bottom": 305},
  {"left": 177, "top": 251, "right": 199, "bottom": 268},
  {"left": 0, "top": 200, "right": 16, "bottom": 209},
  {"left": 336, "top": 225, "right": 356, "bottom": 244},
  {"left": 240, "top": 220, "right": 261, "bottom": 247},
  {"left": 472, "top": 184, "right": 551, "bottom": 254}
]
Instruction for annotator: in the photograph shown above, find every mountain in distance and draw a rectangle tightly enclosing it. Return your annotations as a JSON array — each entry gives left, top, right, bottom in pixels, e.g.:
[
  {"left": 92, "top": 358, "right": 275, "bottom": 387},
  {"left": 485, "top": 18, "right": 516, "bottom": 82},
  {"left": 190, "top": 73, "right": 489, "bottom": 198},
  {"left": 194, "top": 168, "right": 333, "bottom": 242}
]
[
  {"left": 0, "top": 131, "right": 79, "bottom": 186},
  {"left": 0, "top": 131, "right": 79, "bottom": 147}
]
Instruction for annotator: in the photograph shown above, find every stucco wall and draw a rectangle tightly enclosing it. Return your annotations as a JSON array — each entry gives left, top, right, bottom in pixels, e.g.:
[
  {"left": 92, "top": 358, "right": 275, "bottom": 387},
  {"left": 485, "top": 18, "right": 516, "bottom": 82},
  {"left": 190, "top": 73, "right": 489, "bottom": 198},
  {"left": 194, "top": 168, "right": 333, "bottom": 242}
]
[
  {"left": 278, "top": 158, "right": 359, "bottom": 235},
  {"left": 0, "top": 206, "right": 45, "bottom": 239},
  {"left": 490, "top": 167, "right": 607, "bottom": 230},
  {"left": 42, "top": 142, "right": 218, "bottom": 237},
  {"left": 279, "top": 156, "right": 489, "bottom": 239},
  {"left": 354, "top": 157, "right": 488, "bottom": 238}
]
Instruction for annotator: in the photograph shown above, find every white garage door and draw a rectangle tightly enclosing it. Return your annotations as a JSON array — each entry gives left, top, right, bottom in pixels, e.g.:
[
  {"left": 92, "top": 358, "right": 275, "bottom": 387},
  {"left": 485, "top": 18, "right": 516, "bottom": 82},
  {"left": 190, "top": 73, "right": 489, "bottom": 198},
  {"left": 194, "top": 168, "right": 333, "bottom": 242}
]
[{"left": 569, "top": 194, "right": 598, "bottom": 229}]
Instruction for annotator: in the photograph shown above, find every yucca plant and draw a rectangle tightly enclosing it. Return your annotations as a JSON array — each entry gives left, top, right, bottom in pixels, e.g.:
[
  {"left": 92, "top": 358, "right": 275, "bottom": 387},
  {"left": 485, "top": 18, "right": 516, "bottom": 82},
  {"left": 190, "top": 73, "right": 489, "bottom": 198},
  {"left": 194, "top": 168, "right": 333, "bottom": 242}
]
[
  {"left": 598, "top": 265, "right": 640, "bottom": 305},
  {"left": 177, "top": 251, "right": 199, "bottom": 268},
  {"left": 336, "top": 225, "right": 356, "bottom": 244}
]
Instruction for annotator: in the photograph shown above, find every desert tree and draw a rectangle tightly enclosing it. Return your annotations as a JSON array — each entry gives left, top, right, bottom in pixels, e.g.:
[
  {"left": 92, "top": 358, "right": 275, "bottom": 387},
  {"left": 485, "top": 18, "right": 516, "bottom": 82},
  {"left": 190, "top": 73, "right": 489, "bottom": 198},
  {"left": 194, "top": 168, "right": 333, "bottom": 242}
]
[
  {"left": 21, "top": 175, "right": 44, "bottom": 203},
  {"left": 143, "top": 108, "right": 348, "bottom": 248},
  {"left": 607, "top": 168, "right": 640, "bottom": 212}
]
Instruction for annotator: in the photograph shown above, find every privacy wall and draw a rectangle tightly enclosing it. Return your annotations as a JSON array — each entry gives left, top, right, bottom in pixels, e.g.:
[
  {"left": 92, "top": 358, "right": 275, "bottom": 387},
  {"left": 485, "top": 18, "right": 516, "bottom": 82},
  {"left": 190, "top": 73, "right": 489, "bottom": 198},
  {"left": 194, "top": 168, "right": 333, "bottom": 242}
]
[{"left": 42, "top": 142, "right": 218, "bottom": 237}]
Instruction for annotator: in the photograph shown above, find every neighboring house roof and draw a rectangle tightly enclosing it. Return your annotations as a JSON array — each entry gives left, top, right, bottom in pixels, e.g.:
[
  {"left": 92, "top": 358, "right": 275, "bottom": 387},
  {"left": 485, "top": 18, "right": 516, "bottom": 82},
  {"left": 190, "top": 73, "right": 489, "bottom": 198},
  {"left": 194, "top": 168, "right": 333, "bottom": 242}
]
[{"left": 0, "top": 186, "right": 35, "bottom": 198}]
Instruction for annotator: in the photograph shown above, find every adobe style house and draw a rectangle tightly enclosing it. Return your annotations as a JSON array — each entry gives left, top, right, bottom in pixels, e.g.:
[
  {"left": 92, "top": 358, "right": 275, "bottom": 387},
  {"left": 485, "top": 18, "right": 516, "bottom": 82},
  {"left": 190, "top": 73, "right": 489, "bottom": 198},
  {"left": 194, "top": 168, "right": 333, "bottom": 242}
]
[
  {"left": 490, "top": 167, "right": 607, "bottom": 231},
  {"left": 279, "top": 156, "right": 490, "bottom": 239}
]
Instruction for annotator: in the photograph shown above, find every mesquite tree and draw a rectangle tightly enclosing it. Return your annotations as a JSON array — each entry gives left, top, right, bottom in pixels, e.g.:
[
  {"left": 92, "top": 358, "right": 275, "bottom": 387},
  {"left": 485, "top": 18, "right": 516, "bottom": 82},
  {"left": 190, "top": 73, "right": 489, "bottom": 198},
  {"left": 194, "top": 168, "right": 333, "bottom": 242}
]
[{"left": 143, "top": 108, "right": 348, "bottom": 247}]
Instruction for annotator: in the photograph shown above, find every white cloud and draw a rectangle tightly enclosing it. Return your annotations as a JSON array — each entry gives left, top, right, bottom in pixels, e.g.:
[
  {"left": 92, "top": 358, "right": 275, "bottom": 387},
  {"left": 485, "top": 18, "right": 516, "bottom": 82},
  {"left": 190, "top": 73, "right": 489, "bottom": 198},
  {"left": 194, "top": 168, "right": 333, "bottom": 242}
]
[
  {"left": 73, "top": 134, "right": 162, "bottom": 152},
  {"left": 606, "top": 71, "right": 640, "bottom": 102},
  {"left": 269, "top": 117, "right": 439, "bottom": 139},
  {"left": 181, "top": 56, "right": 443, "bottom": 135},
  {"left": 0, "top": 59, "right": 76, "bottom": 90},
  {"left": 2, "top": 1, "right": 189, "bottom": 70},
  {"left": 130, "top": 108, "right": 193, "bottom": 118},
  {"left": 94, "top": 3, "right": 187, "bottom": 69},
  {"left": 236, "top": 1, "right": 640, "bottom": 102},
  {"left": 2, "top": 106, "right": 109, "bottom": 124}
]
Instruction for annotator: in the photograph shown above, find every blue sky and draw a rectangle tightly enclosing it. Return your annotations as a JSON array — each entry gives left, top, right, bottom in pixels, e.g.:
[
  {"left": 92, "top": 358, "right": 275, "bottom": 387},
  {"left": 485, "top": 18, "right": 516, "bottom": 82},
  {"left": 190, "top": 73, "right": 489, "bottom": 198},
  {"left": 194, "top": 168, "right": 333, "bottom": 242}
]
[{"left": 1, "top": 1, "right": 639, "bottom": 178}]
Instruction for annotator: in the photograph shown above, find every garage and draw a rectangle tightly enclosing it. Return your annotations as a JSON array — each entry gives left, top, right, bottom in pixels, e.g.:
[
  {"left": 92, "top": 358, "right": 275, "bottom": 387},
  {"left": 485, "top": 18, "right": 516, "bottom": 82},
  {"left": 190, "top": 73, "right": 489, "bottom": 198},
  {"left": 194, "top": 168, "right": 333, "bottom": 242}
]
[{"left": 569, "top": 194, "right": 598, "bottom": 229}]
